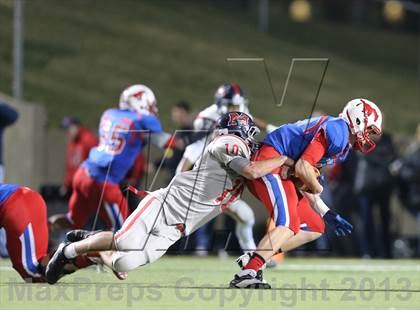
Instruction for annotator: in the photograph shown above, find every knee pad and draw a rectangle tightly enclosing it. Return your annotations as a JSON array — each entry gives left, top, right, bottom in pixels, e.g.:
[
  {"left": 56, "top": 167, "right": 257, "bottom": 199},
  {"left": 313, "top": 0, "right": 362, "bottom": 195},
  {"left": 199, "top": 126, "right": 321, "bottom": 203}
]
[{"left": 112, "top": 251, "right": 148, "bottom": 273}]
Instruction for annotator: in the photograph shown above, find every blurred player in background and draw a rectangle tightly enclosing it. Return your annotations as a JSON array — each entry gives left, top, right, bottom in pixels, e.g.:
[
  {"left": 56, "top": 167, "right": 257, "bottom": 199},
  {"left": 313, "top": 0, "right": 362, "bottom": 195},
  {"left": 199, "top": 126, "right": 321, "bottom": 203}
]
[
  {"left": 148, "top": 100, "right": 194, "bottom": 186},
  {"left": 121, "top": 102, "right": 193, "bottom": 199},
  {"left": 230, "top": 98, "right": 382, "bottom": 288},
  {"left": 45, "top": 112, "right": 294, "bottom": 284},
  {"left": 49, "top": 84, "right": 183, "bottom": 233},
  {"left": 177, "top": 83, "right": 277, "bottom": 256},
  {"left": 61, "top": 116, "right": 98, "bottom": 196},
  {"left": 354, "top": 128, "right": 396, "bottom": 258}
]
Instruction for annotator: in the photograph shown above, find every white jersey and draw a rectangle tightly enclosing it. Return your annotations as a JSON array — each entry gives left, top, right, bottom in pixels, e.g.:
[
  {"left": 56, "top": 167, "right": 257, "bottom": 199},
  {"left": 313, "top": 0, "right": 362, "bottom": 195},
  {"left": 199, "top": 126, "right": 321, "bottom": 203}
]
[
  {"left": 193, "top": 104, "right": 221, "bottom": 131},
  {"left": 193, "top": 104, "right": 251, "bottom": 131},
  {"left": 183, "top": 104, "right": 251, "bottom": 164},
  {"left": 152, "top": 134, "right": 251, "bottom": 235}
]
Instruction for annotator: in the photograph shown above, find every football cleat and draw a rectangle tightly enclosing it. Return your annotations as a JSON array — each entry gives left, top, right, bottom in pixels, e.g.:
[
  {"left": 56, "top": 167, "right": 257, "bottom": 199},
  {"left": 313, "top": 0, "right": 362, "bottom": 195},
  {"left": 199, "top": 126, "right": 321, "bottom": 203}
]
[
  {"left": 113, "top": 270, "right": 128, "bottom": 280},
  {"left": 229, "top": 269, "right": 271, "bottom": 289},
  {"left": 45, "top": 242, "right": 70, "bottom": 284},
  {"left": 256, "top": 270, "right": 267, "bottom": 283},
  {"left": 66, "top": 229, "right": 101, "bottom": 242}
]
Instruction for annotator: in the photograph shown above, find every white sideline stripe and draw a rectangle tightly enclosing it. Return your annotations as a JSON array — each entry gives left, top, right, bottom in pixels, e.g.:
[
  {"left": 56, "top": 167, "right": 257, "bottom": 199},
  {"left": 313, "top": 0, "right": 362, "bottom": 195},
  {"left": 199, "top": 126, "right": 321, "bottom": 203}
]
[{"left": 276, "top": 264, "right": 420, "bottom": 272}]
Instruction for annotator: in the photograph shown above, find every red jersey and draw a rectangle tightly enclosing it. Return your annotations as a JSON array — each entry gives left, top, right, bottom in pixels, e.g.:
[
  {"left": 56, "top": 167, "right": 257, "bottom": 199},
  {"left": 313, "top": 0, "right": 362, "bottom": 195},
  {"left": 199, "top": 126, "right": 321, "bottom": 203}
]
[{"left": 64, "top": 127, "right": 98, "bottom": 188}]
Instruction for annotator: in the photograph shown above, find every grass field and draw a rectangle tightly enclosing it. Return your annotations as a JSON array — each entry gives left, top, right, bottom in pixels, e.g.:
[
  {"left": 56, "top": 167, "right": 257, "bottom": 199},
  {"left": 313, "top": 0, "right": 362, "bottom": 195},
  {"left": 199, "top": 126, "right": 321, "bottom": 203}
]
[
  {"left": 0, "top": 0, "right": 419, "bottom": 133},
  {"left": 1, "top": 256, "right": 419, "bottom": 310}
]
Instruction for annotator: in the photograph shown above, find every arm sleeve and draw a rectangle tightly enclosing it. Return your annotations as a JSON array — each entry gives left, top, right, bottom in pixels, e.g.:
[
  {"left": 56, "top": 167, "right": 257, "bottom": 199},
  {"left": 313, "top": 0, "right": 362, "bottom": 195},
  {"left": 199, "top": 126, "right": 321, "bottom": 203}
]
[
  {"left": 228, "top": 157, "right": 251, "bottom": 175},
  {"left": 149, "top": 132, "right": 172, "bottom": 148},
  {"left": 300, "top": 130, "right": 328, "bottom": 165},
  {"left": 141, "top": 115, "right": 169, "bottom": 148}
]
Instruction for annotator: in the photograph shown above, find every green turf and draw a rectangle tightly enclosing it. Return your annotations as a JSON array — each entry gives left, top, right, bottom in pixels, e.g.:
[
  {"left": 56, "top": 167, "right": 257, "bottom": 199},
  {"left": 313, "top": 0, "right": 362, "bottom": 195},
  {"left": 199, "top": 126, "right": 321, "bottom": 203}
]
[
  {"left": 1, "top": 256, "right": 419, "bottom": 310},
  {"left": 0, "top": 0, "right": 418, "bottom": 133}
]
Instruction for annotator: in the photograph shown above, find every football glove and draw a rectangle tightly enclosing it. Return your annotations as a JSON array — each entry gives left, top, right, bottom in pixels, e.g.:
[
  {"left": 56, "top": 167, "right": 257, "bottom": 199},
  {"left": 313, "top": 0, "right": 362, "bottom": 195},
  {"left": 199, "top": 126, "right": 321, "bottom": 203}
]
[{"left": 323, "top": 210, "right": 353, "bottom": 236}]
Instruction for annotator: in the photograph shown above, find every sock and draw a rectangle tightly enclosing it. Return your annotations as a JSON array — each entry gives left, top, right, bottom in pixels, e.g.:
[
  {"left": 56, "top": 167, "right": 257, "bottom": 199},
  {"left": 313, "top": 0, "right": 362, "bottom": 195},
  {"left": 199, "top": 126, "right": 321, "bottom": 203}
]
[
  {"left": 243, "top": 253, "right": 265, "bottom": 272},
  {"left": 63, "top": 243, "right": 77, "bottom": 259},
  {"left": 73, "top": 255, "right": 95, "bottom": 268}
]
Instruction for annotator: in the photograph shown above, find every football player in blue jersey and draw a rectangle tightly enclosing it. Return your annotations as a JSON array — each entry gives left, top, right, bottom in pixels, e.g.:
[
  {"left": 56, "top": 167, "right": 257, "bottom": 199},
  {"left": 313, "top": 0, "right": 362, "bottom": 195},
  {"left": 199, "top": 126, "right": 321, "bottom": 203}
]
[
  {"left": 49, "top": 84, "right": 181, "bottom": 233},
  {"left": 230, "top": 98, "right": 383, "bottom": 288}
]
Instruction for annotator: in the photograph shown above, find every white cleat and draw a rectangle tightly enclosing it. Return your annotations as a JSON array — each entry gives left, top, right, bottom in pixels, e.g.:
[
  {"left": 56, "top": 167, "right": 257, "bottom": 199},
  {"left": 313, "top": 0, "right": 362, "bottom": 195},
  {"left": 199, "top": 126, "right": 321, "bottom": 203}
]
[{"left": 229, "top": 269, "right": 271, "bottom": 289}]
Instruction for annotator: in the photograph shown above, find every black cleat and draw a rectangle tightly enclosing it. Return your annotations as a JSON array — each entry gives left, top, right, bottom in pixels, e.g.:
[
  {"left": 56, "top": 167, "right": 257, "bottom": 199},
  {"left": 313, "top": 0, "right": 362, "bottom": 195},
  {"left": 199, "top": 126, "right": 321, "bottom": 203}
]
[
  {"left": 229, "top": 269, "right": 271, "bottom": 289},
  {"left": 256, "top": 269, "right": 265, "bottom": 282},
  {"left": 45, "top": 242, "right": 70, "bottom": 284},
  {"left": 66, "top": 229, "right": 101, "bottom": 242}
]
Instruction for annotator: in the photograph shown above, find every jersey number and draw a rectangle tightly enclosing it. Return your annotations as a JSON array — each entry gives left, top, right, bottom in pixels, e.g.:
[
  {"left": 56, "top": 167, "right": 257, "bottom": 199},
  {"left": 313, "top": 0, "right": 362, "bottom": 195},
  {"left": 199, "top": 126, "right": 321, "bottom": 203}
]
[
  {"left": 98, "top": 120, "right": 129, "bottom": 155},
  {"left": 225, "top": 143, "right": 239, "bottom": 156}
]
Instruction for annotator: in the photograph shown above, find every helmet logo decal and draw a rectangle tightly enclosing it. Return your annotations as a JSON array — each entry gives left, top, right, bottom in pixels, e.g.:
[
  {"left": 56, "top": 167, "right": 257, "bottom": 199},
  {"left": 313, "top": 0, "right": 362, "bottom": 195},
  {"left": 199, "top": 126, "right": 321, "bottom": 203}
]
[
  {"left": 133, "top": 91, "right": 145, "bottom": 99},
  {"left": 227, "top": 112, "right": 249, "bottom": 127},
  {"left": 361, "top": 100, "right": 379, "bottom": 121}
]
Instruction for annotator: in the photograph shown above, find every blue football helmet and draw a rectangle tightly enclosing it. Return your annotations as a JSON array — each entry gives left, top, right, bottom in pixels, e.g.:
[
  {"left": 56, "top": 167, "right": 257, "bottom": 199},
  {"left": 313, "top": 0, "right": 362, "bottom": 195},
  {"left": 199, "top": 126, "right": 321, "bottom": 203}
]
[
  {"left": 214, "top": 83, "right": 248, "bottom": 114},
  {"left": 216, "top": 112, "right": 260, "bottom": 152}
]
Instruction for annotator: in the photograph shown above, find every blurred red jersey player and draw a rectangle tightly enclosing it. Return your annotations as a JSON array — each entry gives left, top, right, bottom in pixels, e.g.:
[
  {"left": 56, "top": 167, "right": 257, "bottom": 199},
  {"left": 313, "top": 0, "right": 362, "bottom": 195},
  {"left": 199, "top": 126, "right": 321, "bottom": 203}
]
[{"left": 61, "top": 116, "right": 98, "bottom": 193}]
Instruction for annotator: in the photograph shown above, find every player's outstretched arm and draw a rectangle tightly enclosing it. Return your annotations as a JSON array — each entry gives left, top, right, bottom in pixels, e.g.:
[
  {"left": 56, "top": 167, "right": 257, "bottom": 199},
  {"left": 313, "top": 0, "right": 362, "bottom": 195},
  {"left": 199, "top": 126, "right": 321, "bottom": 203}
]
[
  {"left": 229, "top": 156, "right": 293, "bottom": 180},
  {"left": 149, "top": 132, "right": 186, "bottom": 150},
  {"left": 303, "top": 192, "right": 353, "bottom": 236},
  {"left": 253, "top": 117, "right": 277, "bottom": 133},
  {"left": 294, "top": 159, "right": 323, "bottom": 194}
]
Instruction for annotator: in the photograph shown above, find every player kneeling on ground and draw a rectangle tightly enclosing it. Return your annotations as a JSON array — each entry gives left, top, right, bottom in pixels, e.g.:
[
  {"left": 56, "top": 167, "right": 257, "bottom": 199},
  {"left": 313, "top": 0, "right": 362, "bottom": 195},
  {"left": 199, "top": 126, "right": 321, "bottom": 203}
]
[
  {"left": 0, "top": 183, "right": 109, "bottom": 282},
  {"left": 45, "top": 112, "right": 294, "bottom": 285}
]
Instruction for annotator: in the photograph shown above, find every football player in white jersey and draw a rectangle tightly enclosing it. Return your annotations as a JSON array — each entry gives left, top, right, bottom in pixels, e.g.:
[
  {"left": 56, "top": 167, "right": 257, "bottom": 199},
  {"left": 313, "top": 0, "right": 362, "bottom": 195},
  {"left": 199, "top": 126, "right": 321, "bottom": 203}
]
[
  {"left": 45, "top": 112, "right": 294, "bottom": 285},
  {"left": 176, "top": 83, "right": 277, "bottom": 255}
]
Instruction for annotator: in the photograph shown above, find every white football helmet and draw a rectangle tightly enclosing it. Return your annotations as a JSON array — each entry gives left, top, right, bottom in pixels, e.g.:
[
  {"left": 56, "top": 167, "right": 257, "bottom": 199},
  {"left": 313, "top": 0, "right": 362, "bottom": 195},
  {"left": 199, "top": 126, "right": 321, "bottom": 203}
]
[
  {"left": 119, "top": 84, "right": 158, "bottom": 115},
  {"left": 214, "top": 83, "right": 248, "bottom": 114},
  {"left": 340, "top": 98, "right": 382, "bottom": 153}
]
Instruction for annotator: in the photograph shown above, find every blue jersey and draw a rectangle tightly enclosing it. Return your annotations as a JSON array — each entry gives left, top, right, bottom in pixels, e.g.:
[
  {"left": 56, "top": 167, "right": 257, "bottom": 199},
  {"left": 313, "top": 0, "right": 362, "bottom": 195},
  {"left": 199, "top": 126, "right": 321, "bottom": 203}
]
[
  {"left": 83, "top": 109, "right": 163, "bottom": 184},
  {"left": 0, "top": 183, "right": 20, "bottom": 206},
  {"left": 264, "top": 115, "right": 350, "bottom": 167}
]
